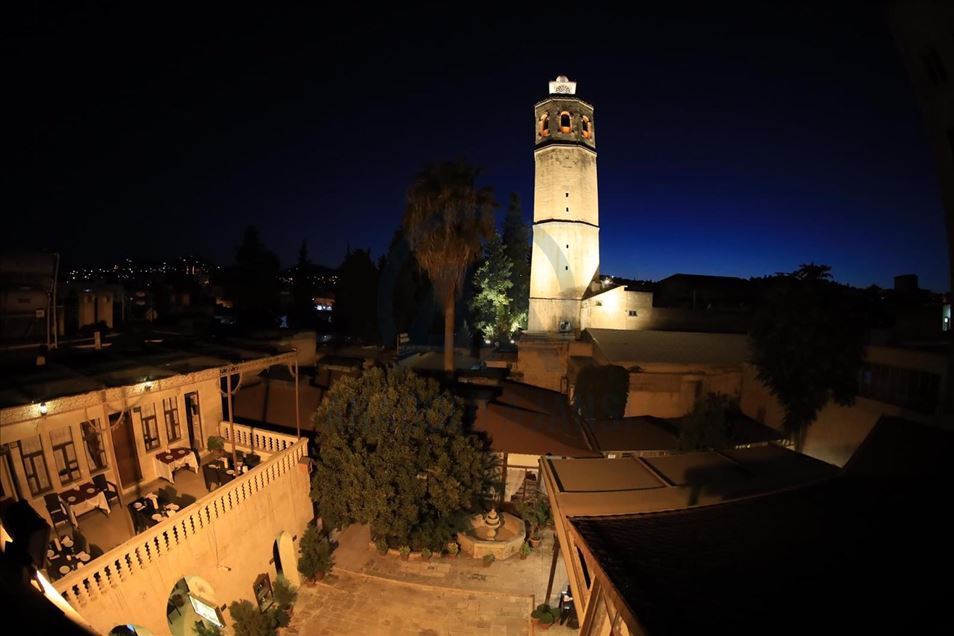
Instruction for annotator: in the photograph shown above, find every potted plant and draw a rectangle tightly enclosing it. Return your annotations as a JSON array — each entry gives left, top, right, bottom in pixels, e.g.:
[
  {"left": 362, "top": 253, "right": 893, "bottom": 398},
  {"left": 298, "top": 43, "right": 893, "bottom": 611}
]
[
  {"left": 268, "top": 606, "right": 291, "bottom": 632},
  {"left": 531, "top": 603, "right": 559, "bottom": 630},
  {"left": 420, "top": 547, "right": 432, "bottom": 561},
  {"left": 483, "top": 553, "right": 495, "bottom": 568},
  {"left": 519, "top": 542, "right": 531, "bottom": 560},
  {"left": 207, "top": 435, "right": 226, "bottom": 457},
  {"left": 272, "top": 576, "right": 298, "bottom": 619},
  {"left": 229, "top": 600, "right": 274, "bottom": 636},
  {"left": 298, "top": 525, "right": 333, "bottom": 584},
  {"left": 193, "top": 621, "right": 223, "bottom": 636},
  {"left": 375, "top": 538, "right": 389, "bottom": 555},
  {"left": 446, "top": 541, "right": 460, "bottom": 558},
  {"left": 517, "top": 496, "right": 551, "bottom": 548},
  {"left": 398, "top": 545, "right": 411, "bottom": 561}
]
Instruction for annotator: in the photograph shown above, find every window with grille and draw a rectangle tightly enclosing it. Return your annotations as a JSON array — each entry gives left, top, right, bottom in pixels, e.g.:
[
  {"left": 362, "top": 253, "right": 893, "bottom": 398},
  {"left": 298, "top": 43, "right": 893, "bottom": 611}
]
[
  {"left": 51, "top": 427, "right": 81, "bottom": 484},
  {"left": 163, "top": 397, "right": 182, "bottom": 442},
  {"left": 141, "top": 405, "right": 161, "bottom": 450},
  {"left": 18, "top": 436, "right": 51, "bottom": 496}
]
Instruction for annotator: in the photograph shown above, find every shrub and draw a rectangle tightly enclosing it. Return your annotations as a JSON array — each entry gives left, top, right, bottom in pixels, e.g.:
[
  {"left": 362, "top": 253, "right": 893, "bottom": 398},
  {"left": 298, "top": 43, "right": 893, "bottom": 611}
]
[
  {"left": 268, "top": 607, "right": 290, "bottom": 629},
  {"left": 298, "top": 525, "right": 333, "bottom": 580},
  {"left": 375, "top": 538, "right": 389, "bottom": 554},
  {"left": 531, "top": 603, "right": 558, "bottom": 625},
  {"left": 420, "top": 547, "right": 432, "bottom": 560},
  {"left": 399, "top": 545, "right": 411, "bottom": 558},
  {"left": 207, "top": 435, "right": 226, "bottom": 452},
  {"left": 194, "top": 621, "right": 223, "bottom": 636},
  {"left": 447, "top": 541, "right": 459, "bottom": 556},
  {"left": 520, "top": 542, "right": 531, "bottom": 559},
  {"left": 516, "top": 496, "right": 551, "bottom": 539},
  {"left": 272, "top": 576, "right": 297, "bottom": 610},
  {"left": 229, "top": 599, "right": 275, "bottom": 636}
]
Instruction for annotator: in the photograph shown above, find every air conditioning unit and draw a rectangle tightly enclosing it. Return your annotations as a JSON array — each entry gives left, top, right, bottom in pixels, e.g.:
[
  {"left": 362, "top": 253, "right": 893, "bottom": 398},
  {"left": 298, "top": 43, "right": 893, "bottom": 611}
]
[{"left": 558, "top": 320, "right": 572, "bottom": 332}]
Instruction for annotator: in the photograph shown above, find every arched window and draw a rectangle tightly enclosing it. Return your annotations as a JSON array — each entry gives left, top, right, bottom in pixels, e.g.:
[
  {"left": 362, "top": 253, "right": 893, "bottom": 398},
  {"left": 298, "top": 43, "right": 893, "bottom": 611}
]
[
  {"left": 539, "top": 113, "right": 550, "bottom": 137},
  {"left": 581, "top": 116, "right": 592, "bottom": 139},
  {"left": 560, "top": 111, "right": 571, "bottom": 133}
]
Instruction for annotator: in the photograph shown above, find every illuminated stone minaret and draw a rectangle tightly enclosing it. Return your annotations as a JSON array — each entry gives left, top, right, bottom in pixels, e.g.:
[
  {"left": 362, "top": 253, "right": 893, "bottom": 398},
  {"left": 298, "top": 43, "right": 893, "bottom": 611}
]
[{"left": 527, "top": 76, "right": 600, "bottom": 333}]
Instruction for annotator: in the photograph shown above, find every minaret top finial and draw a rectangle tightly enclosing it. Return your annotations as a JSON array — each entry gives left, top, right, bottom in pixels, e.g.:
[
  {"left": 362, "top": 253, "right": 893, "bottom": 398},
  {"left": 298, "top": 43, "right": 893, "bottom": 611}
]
[{"left": 549, "top": 75, "right": 576, "bottom": 95}]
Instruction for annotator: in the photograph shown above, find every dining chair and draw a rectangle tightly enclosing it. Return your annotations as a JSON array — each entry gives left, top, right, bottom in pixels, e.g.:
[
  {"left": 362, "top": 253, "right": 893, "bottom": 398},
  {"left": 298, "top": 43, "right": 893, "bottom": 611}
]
[
  {"left": 72, "top": 529, "right": 89, "bottom": 554},
  {"left": 44, "top": 493, "right": 74, "bottom": 530},
  {"left": 202, "top": 464, "right": 219, "bottom": 491},
  {"left": 92, "top": 474, "right": 120, "bottom": 506}
]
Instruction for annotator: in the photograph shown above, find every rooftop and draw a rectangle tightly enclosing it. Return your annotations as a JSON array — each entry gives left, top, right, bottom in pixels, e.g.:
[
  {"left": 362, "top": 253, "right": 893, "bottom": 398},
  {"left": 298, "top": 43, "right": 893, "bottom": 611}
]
[
  {"left": 585, "top": 328, "right": 750, "bottom": 366},
  {"left": 472, "top": 380, "right": 598, "bottom": 457},
  {"left": 0, "top": 336, "right": 294, "bottom": 409},
  {"left": 568, "top": 418, "right": 954, "bottom": 634},
  {"left": 582, "top": 412, "right": 783, "bottom": 453},
  {"left": 547, "top": 444, "right": 836, "bottom": 516}
]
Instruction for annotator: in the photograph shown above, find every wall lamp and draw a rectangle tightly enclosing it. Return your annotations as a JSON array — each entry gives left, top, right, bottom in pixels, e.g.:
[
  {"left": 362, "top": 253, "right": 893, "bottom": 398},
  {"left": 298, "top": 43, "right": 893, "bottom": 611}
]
[{"left": 39, "top": 402, "right": 48, "bottom": 415}]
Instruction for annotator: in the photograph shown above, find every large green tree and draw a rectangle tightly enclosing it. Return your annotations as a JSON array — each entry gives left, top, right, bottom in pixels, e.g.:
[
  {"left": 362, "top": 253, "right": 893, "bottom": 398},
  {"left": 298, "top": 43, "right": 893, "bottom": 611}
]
[
  {"left": 469, "top": 231, "right": 514, "bottom": 343},
  {"left": 749, "top": 263, "right": 865, "bottom": 447},
  {"left": 404, "top": 161, "right": 495, "bottom": 372},
  {"left": 311, "top": 367, "right": 498, "bottom": 550},
  {"left": 501, "top": 193, "right": 530, "bottom": 331}
]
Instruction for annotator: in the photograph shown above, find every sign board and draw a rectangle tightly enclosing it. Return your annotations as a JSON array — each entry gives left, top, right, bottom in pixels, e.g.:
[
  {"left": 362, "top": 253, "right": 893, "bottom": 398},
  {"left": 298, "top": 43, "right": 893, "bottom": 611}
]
[
  {"left": 190, "top": 594, "right": 224, "bottom": 628},
  {"left": 398, "top": 333, "right": 410, "bottom": 345}
]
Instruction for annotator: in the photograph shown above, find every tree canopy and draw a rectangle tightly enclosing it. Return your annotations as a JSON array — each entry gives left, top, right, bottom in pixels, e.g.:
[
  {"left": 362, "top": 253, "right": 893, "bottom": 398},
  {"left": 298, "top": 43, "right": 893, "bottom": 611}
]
[
  {"left": 573, "top": 364, "right": 630, "bottom": 419},
  {"left": 227, "top": 226, "right": 280, "bottom": 329},
  {"left": 501, "top": 193, "right": 530, "bottom": 331},
  {"left": 677, "top": 393, "right": 740, "bottom": 451},
  {"left": 403, "top": 161, "right": 495, "bottom": 371},
  {"left": 332, "top": 248, "right": 380, "bottom": 342},
  {"left": 310, "top": 367, "right": 498, "bottom": 550},
  {"left": 749, "top": 263, "right": 865, "bottom": 446},
  {"left": 469, "top": 231, "right": 514, "bottom": 344}
]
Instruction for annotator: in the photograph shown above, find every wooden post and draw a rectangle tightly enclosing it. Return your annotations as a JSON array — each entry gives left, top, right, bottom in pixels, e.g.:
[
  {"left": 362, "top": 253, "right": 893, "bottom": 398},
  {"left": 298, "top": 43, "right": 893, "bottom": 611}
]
[
  {"left": 294, "top": 358, "right": 301, "bottom": 438},
  {"left": 545, "top": 536, "right": 561, "bottom": 605},
  {"left": 227, "top": 373, "right": 237, "bottom": 471}
]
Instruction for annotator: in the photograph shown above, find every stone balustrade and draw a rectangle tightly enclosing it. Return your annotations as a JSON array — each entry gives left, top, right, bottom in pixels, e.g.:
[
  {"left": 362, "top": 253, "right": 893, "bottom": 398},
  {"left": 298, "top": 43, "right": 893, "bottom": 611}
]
[
  {"left": 54, "top": 433, "right": 309, "bottom": 628},
  {"left": 219, "top": 420, "right": 297, "bottom": 454}
]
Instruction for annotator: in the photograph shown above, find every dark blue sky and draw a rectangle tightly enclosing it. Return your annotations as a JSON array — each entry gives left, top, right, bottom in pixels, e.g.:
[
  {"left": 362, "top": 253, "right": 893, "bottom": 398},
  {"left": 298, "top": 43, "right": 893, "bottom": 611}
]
[{"left": 8, "top": 2, "right": 949, "bottom": 291}]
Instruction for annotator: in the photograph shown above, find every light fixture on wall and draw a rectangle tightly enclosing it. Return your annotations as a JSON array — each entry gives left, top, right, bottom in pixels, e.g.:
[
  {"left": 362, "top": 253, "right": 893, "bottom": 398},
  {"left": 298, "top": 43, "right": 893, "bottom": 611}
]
[{"left": 39, "top": 402, "right": 48, "bottom": 415}]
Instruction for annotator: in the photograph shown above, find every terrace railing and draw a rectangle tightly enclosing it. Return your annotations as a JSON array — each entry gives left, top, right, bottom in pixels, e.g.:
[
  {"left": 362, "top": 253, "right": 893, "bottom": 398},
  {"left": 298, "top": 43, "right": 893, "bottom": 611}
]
[{"left": 54, "top": 430, "right": 307, "bottom": 610}]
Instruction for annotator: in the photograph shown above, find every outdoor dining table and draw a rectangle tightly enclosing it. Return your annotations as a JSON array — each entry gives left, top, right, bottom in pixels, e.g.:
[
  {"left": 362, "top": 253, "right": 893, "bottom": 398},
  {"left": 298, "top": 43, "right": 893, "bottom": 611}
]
[
  {"left": 154, "top": 447, "right": 199, "bottom": 483},
  {"left": 146, "top": 503, "right": 181, "bottom": 527},
  {"left": 60, "top": 481, "right": 110, "bottom": 526},
  {"left": 46, "top": 537, "right": 90, "bottom": 579}
]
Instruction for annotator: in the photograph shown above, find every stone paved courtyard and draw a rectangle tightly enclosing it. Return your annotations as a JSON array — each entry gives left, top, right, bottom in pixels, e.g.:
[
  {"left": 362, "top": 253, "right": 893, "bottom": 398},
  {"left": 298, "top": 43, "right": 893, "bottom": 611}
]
[
  {"left": 285, "top": 524, "right": 578, "bottom": 635},
  {"left": 286, "top": 570, "right": 533, "bottom": 635}
]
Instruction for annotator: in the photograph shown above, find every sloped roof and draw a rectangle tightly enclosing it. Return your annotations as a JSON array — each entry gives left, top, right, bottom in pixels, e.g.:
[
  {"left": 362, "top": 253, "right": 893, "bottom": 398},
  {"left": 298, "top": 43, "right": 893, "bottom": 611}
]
[
  {"left": 472, "top": 380, "right": 597, "bottom": 457},
  {"left": 571, "top": 473, "right": 950, "bottom": 635},
  {"left": 585, "top": 328, "right": 750, "bottom": 366}
]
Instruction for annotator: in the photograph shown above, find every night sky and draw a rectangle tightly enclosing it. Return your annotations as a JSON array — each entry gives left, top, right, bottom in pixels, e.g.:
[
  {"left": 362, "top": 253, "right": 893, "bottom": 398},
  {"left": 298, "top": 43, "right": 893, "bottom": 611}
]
[{"left": 7, "top": 2, "right": 949, "bottom": 291}]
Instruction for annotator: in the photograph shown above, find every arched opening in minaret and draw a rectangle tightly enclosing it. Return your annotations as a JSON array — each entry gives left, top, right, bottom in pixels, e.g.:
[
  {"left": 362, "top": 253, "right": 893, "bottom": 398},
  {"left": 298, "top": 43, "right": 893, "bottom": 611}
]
[
  {"left": 539, "top": 113, "right": 550, "bottom": 137},
  {"left": 581, "top": 116, "right": 592, "bottom": 138},
  {"left": 559, "top": 111, "right": 571, "bottom": 133}
]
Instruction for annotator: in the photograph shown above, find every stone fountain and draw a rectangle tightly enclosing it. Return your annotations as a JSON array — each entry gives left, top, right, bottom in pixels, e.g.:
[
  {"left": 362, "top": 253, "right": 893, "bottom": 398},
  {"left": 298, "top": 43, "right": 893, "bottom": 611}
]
[{"left": 457, "top": 507, "right": 526, "bottom": 560}]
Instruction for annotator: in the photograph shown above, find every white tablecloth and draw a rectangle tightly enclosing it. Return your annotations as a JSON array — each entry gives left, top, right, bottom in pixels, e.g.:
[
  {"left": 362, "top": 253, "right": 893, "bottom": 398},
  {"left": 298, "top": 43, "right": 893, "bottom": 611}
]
[
  {"left": 154, "top": 450, "right": 199, "bottom": 483},
  {"left": 65, "top": 490, "right": 110, "bottom": 526}
]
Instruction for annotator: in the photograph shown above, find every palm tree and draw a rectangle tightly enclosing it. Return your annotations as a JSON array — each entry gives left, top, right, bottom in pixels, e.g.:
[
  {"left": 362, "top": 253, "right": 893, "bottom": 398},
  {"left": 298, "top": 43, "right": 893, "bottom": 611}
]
[{"left": 403, "top": 161, "right": 495, "bottom": 373}]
